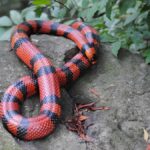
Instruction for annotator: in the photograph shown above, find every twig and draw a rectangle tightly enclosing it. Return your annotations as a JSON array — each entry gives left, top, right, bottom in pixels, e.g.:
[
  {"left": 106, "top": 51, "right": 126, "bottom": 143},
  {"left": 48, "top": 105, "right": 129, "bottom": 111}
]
[
  {"left": 64, "top": 102, "right": 110, "bottom": 142},
  {"left": 54, "top": 0, "right": 70, "bottom": 10}
]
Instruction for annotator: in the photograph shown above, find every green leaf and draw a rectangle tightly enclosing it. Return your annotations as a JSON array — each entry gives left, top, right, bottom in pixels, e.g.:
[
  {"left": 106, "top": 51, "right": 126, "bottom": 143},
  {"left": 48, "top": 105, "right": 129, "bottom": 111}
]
[
  {"left": 0, "top": 16, "right": 12, "bottom": 27},
  {"left": 144, "top": 0, "right": 150, "bottom": 5},
  {"left": 25, "top": 11, "right": 36, "bottom": 20},
  {"left": 143, "top": 49, "right": 150, "bottom": 64},
  {"left": 141, "top": 3, "right": 150, "bottom": 12},
  {"left": 63, "top": 20, "right": 76, "bottom": 25},
  {"left": 66, "top": 0, "right": 74, "bottom": 9},
  {"left": 130, "top": 31, "right": 143, "bottom": 43},
  {"left": 86, "top": 17, "right": 104, "bottom": 27},
  {"left": 21, "top": 6, "right": 36, "bottom": 18},
  {"left": 81, "top": 0, "right": 89, "bottom": 8},
  {"left": 136, "top": 11, "right": 149, "bottom": 24},
  {"left": 119, "top": 0, "right": 136, "bottom": 14},
  {"left": 57, "top": 8, "right": 67, "bottom": 19},
  {"left": 10, "top": 10, "right": 23, "bottom": 25},
  {"left": 0, "top": 27, "right": 6, "bottom": 36},
  {"left": 143, "top": 30, "right": 150, "bottom": 40},
  {"left": 124, "top": 12, "right": 139, "bottom": 25},
  {"left": 40, "top": 13, "right": 49, "bottom": 20},
  {"left": 100, "top": 32, "right": 117, "bottom": 43},
  {"left": 106, "top": 0, "right": 113, "bottom": 19},
  {"left": 129, "top": 42, "right": 146, "bottom": 53},
  {"left": 79, "top": 4, "right": 99, "bottom": 21},
  {"left": 111, "top": 41, "right": 121, "bottom": 56},
  {"left": 147, "top": 11, "right": 150, "bottom": 30},
  {"left": 143, "top": 49, "right": 150, "bottom": 57},
  {"left": 32, "top": 0, "right": 51, "bottom": 6},
  {"left": 87, "top": 7, "right": 98, "bottom": 20},
  {"left": 70, "top": 7, "right": 77, "bottom": 17},
  {"left": 51, "top": 6, "right": 60, "bottom": 17},
  {"left": 35, "top": 7, "right": 43, "bottom": 16},
  {"left": 145, "top": 55, "right": 150, "bottom": 64},
  {"left": 0, "top": 26, "right": 14, "bottom": 41}
]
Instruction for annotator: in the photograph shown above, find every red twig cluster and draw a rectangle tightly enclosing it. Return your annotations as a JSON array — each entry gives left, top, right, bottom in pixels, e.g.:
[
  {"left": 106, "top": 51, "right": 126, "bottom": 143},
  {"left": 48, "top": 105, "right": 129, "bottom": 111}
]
[{"left": 64, "top": 102, "right": 110, "bottom": 142}]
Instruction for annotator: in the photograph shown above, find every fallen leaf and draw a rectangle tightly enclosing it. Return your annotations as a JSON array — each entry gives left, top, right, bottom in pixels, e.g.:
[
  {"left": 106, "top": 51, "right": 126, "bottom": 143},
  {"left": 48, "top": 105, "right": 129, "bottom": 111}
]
[
  {"left": 79, "top": 115, "right": 88, "bottom": 121},
  {"left": 77, "top": 102, "right": 96, "bottom": 110},
  {"left": 143, "top": 128, "right": 149, "bottom": 142},
  {"left": 64, "top": 102, "right": 110, "bottom": 142},
  {"left": 89, "top": 88, "right": 100, "bottom": 98},
  {"left": 79, "top": 134, "right": 94, "bottom": 142},
  {"left": 89, "top": 106, "right": 111, "bottom": 111}
]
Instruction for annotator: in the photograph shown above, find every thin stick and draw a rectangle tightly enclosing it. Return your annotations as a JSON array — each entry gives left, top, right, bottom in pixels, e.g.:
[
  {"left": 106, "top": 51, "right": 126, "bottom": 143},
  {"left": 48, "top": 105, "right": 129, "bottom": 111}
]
[{"left": 54, "top": 0, "right": 70, "bottom": 10}]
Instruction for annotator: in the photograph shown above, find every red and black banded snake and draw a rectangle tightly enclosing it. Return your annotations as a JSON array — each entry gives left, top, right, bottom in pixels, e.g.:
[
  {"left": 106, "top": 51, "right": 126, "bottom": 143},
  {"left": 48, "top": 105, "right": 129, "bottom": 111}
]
[{"left": 0, "top": 20, "right": 100, "bottom": 140}]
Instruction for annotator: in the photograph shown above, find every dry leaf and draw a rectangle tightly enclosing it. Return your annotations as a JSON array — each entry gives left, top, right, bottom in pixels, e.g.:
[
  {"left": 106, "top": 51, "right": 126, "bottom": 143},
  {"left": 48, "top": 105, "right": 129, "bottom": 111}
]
[
  {"left": 89, "top": 106, "right": 110, "bottom": 111},
  {"left": 79, "top": 115, "right": 88, "bottom": 121},
  {"left": 143, "top": 128, "right": 149, "bottom": 142},
  {"left": 89, "top": 88, "right": 100, "bottom": 97},
  {"left": 64, "top": 102, "right": 110, "bottom": 142},
  {"left": 79, "top": 134, "right": 93, "bottom": 142},
  {"left": 77, "top": 102, "right": 95, "bottom": 110}
]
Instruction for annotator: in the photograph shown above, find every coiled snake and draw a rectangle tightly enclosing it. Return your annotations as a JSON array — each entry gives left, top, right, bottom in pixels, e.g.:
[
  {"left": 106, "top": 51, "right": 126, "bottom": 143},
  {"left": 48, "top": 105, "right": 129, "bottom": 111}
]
[{"left": 0, "top": 20, "right": 100, "bottom": 140}]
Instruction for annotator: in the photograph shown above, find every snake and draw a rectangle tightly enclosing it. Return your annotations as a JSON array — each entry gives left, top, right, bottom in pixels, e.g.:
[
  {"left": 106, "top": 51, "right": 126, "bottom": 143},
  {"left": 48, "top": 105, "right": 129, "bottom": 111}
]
[{"left": 0, "top": 20, "right": 100, "bottom": 141}]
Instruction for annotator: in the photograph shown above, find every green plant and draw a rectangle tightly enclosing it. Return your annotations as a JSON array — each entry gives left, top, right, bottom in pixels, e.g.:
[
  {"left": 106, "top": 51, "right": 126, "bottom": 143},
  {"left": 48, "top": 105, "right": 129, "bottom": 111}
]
[
  {"left": 0, "top": 6, "right": 49, "bottom": 41},
  {"left": 31, "top": 0, "right": 150, "bottom": 63},
  {"left": 0, "top": 0, "right": 150, "bottom": 63}
]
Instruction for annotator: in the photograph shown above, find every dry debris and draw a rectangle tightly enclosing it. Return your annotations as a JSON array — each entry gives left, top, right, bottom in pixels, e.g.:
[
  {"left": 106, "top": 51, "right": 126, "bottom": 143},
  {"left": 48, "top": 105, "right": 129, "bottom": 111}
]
[
  {"left": 144, "top": 128, "right": 149, "bottom": 142},
  {"left": 64, "top": 102, "right": 110, "bottom": 142}
]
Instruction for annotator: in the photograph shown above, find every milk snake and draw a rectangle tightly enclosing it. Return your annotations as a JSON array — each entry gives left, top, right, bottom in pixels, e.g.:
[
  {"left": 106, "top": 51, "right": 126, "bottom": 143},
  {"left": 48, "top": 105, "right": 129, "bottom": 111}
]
[{"left": 0, "top": 20, "right": 100, "bottom": 140}]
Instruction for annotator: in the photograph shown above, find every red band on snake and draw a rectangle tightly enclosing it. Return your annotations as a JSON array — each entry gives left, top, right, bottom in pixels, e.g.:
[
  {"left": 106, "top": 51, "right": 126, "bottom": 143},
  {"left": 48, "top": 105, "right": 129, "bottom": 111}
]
[{"left": 0, "top": 20, "right": 100, "bottom": 140}]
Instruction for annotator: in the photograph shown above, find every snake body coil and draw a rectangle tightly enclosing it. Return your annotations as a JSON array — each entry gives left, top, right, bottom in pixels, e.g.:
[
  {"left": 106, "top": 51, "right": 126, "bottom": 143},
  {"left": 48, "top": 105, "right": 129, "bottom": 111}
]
[{"left": 0, "top": 20, "right": 100, "bottom": 140}]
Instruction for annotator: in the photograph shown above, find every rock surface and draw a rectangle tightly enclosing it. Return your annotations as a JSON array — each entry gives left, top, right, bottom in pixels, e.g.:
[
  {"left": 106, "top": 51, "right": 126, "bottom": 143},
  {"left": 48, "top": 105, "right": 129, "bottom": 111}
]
[
  {"left": 0, "top": 35, "right": 149, "bottom": 150},
  {"left": 0, "top": 123, "right": 22, "bottom": 150}
]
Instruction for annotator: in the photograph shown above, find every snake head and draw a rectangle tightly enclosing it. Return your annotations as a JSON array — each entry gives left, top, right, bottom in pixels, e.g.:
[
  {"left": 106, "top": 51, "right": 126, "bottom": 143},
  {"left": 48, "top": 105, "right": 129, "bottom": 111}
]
[{"left": 85, "top": 48, "right": 97, "bottom": 65}]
